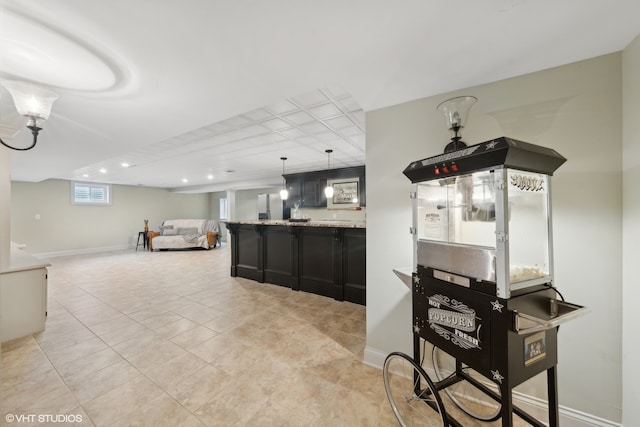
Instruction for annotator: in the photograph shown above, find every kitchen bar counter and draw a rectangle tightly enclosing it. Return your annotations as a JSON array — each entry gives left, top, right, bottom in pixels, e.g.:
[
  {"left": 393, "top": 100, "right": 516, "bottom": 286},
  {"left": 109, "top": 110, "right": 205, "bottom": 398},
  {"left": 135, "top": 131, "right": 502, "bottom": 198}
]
[
  {"left": 225, "top": 221, "right": 366, "bottom": 305},
  {"left": 225, "top": 219, "right": 365, "bottom": 228}
]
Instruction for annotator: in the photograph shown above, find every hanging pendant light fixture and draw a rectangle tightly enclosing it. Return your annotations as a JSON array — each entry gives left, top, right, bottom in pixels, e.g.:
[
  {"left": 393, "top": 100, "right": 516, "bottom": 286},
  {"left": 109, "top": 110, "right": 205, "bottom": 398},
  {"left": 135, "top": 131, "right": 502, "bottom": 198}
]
[
  {"left": 324, "top": 149, "right": 334, "bottom": 198},
  {"left": 279, "top": 157, "right": 289, "bottom": 200},
  {"left": 0, "top": 80, "right": 59, "bottom": 151}
]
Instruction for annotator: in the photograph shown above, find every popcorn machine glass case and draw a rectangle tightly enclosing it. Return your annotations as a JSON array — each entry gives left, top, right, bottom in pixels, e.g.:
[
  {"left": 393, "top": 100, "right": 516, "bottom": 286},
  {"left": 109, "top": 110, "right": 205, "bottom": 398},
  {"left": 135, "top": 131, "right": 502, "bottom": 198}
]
[
  {"left": 404, "top": 136, "right": 569, "bottom": 298},
  {"left": 414, "top": 167, "right": 552, "bottom": 298}
]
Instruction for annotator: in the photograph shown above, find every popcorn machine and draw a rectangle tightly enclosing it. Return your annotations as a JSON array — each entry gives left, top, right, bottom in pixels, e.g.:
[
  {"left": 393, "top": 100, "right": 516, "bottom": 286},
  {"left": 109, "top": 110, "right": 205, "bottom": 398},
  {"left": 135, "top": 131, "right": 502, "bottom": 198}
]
[{"left": 397, "top": 136, "right": 588, "bottom": 426}]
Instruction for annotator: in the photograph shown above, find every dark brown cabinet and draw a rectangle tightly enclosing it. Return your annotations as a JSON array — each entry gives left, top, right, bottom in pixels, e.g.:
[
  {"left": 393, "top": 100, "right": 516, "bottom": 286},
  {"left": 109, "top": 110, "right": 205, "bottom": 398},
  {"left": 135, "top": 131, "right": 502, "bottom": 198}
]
[
  {"left": 284, "top": 179, "right": 302, "bottom": 208},
  {"left": 301, "top": 178, "right": 324, "bottom": 207},
  {"left": 226, "top": 222, "right": 366, "bottom": 305},
  {"left": 283, "top": 165, "right": 365, "bottom": 209}
]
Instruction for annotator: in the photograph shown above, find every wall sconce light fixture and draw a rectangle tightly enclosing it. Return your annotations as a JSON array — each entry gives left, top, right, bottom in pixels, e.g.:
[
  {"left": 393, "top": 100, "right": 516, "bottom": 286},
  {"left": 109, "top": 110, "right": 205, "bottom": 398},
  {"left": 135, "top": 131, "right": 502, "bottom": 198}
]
[
  {"left": 436, "top": 95, "right": 477, "bottom": 153},
  {"left": 1, "top": 80, "right": 59, "bottom": 151}
]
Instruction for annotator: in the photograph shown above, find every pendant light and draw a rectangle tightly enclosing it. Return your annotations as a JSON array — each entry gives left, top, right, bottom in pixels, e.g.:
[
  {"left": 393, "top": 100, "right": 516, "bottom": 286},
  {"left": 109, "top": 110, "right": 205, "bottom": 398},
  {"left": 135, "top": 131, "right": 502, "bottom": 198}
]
[
  {"left": 324, "top": 149, "right": 334, "bottom": 198},
  {"left": 279, "top": 157, "right": 289, "bottom": 200}
]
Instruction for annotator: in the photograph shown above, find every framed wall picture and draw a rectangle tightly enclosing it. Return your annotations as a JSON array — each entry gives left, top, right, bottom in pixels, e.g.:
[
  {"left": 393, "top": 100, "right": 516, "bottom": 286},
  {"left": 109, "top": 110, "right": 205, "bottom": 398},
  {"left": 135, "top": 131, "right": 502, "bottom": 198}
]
[{"left": 327, "top": 177, "right": 360, "bottom": 209}]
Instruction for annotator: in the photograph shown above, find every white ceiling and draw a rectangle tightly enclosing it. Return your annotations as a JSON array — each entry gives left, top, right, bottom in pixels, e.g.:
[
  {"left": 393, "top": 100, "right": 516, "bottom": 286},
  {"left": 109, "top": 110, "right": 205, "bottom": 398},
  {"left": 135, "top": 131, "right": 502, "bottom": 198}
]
[{"left": 1, "top": 0, "right": 639, "bottom": 192}]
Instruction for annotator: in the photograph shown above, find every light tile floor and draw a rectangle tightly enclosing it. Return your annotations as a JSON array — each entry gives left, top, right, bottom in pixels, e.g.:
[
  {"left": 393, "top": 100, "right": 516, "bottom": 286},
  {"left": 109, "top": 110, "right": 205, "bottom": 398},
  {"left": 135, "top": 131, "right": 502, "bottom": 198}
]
[{"left": 1, "top": 245, "right": 531, "bottom": 426}]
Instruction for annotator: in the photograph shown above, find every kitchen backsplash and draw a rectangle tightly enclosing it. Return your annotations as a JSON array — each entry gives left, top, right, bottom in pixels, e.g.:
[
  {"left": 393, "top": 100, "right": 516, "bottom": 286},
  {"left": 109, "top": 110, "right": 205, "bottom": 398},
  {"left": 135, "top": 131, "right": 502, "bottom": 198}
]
[{"left": 298, "top": 207, "right": 366, "bottom": 222}]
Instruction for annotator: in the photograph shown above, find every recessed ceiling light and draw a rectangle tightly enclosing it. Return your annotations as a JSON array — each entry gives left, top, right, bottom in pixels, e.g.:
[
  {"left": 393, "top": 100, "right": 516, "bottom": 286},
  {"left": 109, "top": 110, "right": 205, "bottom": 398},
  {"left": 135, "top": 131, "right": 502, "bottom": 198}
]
[
  {"left": 182, "top": 178, "right": 188, "bottom": 183},
  {"left": 121, "top": 162, "right": 130, "bottom": 168},
  {"left": 99, "top": 168, "right": 107, "bottom": 173},
  {"left": 207, "top": 174, "right": 214, "bottom": 180},
  {"left": 82, "top": 173, "right": 89, "bottom": 178}
]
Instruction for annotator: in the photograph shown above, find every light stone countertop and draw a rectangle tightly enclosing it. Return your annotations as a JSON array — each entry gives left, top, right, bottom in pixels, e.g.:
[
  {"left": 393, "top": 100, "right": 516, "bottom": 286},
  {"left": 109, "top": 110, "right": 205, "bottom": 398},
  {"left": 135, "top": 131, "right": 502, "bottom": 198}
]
[
  {"left": 0, "top": 242, "right": 51, "bottom": 274},
  {"left": 223, "top": 220, "right": 366, "bottom": 229}
]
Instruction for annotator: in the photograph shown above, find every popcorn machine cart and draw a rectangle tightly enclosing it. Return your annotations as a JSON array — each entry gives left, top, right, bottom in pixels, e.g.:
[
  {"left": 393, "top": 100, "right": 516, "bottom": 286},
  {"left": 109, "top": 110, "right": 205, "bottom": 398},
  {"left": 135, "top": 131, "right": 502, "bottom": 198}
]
[{"left": 387, "top": 137, "right": 588, "bottom": 427}]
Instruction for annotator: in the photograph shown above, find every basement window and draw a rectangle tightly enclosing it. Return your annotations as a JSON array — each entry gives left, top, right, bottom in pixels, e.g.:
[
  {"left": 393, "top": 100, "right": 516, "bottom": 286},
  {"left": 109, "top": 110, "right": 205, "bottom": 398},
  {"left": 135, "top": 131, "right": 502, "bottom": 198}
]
[{"left": 71, "top": 181, "right": 112, "bottom": 205}]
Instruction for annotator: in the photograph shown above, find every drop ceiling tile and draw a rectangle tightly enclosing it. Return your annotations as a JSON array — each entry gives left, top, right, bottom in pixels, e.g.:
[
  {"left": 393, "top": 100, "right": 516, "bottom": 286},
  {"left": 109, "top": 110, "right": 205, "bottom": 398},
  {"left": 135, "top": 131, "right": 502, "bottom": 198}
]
[
  {"left": 348, "top": 134, "right": 366, "bottom": 146},
  {"left": 242, "top": 108, "right": 274, "bottom": 122},
  {"left": 324, "top": 115, "right": 354, "bottom": 130},
  {"left": 267, "top": 99, "right": 298, "bottom": 115},
  {"left": 338, "top": 125, "right": 363, "bottom": 138},
  {"left": 300, "top": 121, "right": 330, "bottom": 134},
  {"left": 242, "top": 135, "right": 272, "bottom": 148},
  {"left": 314, "top": 131, "right": 340, "bottom": 142},
  {"left": 235, "top": 124, "right": 270, "bottom": 138},
  {"left": 253, "top": 133, "right": 284, "bottom": 144},
  {"left": 274, "top": 139, "right": 304, "bottom": 150},
  {"left": 283, "top": 111, "right": 315, "bottom": 125},
  {"left": 174, "top": 133, "right": 199, "bottom": 143},
  {"left": 190, "top": 128, "right": 217, "bottom": 139},
  {"left": 337, "top": 97, "right": 363, "bottom": 113},
  {"left": 207, "top": 134, "right": 234, "bottom": 145},
  {"left": 224, "top": 129, "right": 246, "bottom": 142},
  {"left": 277, "top": 127, "right": 306, "bottom": 138},
  {"left": 261, "top": 118, "right": 290, "bottom": 131},
  {"left": 308, "top": 102, "right": 343, "bottom": 119},
  {"left": 221, "top": 115, "right": 252, "bottom": 129},
  {"left": 335, "top": 143, "right": 364, "bottom": 155},
  {"left": 204, "top": 121, "right": 235, "bottom": 134},
  {"left": 296, "top": 135, "right": 319, "bottom": 145},
  {"left": 265, "top": 133, "right": 288, "bottom": 143},
  {"left": 213, "top": 142, "right": 239, "bottom": 155}
]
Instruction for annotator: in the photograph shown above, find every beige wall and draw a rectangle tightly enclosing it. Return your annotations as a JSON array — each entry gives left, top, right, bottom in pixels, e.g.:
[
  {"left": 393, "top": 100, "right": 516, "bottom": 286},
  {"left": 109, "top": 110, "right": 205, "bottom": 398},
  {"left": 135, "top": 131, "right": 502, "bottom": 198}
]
[
  {"left": 10, "top": 179, "right": 211, "bottom": 255},
  {"left": 209, "top": 191, "right": 228, "bottom": 242},
  {"left": 0, "top": 150, "right": 10, "bottom": 270},
  {"left": 622, "top": 34, "right": 640, "bottom": 427},
  {"left": 366, "top": 53, "right": 624, "bottom": 423},
  {"left": 209, "top": 191, "right": 227, "bottom": 221},
  {"left": 232, "top": 186, "right": 281, "bottom": 221}
]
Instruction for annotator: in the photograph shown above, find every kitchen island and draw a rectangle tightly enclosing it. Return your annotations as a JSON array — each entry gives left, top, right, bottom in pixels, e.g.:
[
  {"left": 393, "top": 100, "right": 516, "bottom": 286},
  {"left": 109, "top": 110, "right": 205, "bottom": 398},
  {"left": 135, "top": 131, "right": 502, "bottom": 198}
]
[
  {"left": 1, "top": 243, "right": 50, "bottom": 342},
  {"left": 225, "top": 220, "right": 366, "bottom": 305}
]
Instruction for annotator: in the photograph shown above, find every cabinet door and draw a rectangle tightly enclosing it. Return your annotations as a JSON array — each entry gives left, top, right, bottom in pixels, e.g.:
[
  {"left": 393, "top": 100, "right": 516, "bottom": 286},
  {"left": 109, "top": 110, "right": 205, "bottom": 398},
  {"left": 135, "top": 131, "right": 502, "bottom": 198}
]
[
  {"left": 302, "top": 179, "right": 323, "bottom": 207},
  {"left": 1, "top": 267, "right": 47, "bottom": 342},
  {"left": 285, "top": 179, "right": 302, "bottom": 208}
]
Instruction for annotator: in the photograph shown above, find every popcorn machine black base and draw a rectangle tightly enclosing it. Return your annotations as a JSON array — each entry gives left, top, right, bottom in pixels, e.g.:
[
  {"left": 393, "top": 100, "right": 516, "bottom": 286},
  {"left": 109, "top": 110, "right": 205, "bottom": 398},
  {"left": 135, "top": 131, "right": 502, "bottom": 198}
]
[
  {"left": 412, "top": 268, "right": 566, "bottom": 426},
  {"left": 387, "top": 137, "right": 588, "bottom": 427}
]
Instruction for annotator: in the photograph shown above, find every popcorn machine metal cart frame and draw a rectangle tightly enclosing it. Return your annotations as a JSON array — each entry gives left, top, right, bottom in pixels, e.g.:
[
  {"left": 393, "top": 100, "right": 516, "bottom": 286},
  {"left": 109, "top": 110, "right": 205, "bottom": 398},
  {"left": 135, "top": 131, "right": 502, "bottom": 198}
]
[{"left": 387, "top": 137, "right": 588, "bottom": 427}]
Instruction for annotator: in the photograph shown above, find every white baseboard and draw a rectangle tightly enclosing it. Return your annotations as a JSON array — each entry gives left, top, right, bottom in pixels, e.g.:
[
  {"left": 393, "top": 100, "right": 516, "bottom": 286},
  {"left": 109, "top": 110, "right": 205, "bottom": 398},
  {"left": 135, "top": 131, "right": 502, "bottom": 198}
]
[
  {"left": 363, "top": 346, "right": 621, "bottom": 427},
  {"left": 33, "top": 241, "right": 226, "bottom": 259},
  {"left": 33, "top": 244, "right": 132, "bottom": 259},
  {"left": 363, "top": 345, "right": 388, "bottom": 369}
]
